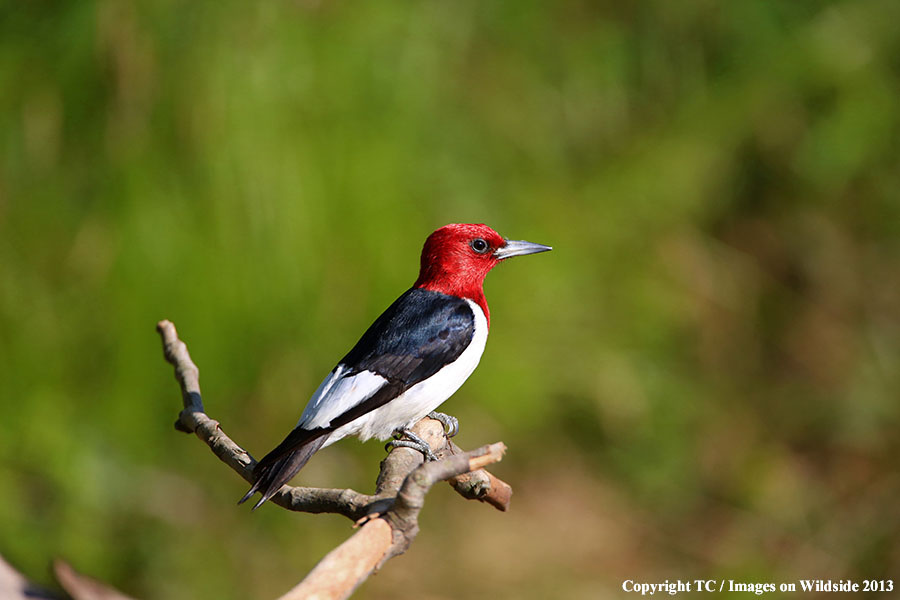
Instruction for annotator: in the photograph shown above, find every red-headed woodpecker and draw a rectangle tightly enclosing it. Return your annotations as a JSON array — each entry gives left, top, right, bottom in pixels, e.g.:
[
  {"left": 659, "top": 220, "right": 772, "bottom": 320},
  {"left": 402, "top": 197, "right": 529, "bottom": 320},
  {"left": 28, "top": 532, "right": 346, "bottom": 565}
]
[{"left": 240, "top": 223, "right": 551, "bottom": 508}]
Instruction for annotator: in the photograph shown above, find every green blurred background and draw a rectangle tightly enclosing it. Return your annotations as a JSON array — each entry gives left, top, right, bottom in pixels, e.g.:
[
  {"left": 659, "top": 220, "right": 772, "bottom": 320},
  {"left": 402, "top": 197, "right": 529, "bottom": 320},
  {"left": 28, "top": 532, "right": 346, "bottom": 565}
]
[{"left": 2, "top": 1, "right": 899, "bottom": 598}]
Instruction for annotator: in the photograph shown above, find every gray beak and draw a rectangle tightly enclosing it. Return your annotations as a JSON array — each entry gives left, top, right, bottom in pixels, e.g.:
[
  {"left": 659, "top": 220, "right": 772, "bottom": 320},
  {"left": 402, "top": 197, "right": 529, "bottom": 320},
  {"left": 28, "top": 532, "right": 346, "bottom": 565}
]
[{"left": 493, "top": 238, "right": 553, "bottom": 260}]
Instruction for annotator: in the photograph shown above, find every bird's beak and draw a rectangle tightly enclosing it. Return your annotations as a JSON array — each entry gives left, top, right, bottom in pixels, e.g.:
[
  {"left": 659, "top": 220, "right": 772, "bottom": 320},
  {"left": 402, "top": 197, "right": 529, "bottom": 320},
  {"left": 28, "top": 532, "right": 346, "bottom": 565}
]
[{"left": 493, "top": 238, "right": 553, "bottom": 260}]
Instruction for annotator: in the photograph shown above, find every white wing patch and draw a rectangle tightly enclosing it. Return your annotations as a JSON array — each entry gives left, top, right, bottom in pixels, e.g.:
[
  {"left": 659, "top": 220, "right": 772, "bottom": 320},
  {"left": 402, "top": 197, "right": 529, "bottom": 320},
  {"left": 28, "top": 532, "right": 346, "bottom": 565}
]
[{"left": 297, "top": 365, "right": 388, "bottom": 430}]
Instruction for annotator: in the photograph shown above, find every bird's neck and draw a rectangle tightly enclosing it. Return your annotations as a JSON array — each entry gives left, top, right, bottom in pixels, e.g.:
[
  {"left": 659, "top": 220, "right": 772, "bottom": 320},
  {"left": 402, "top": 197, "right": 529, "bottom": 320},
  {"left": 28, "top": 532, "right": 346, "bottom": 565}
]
[{"left": 414, "top": 276, "right": 491, "bottom": 328}]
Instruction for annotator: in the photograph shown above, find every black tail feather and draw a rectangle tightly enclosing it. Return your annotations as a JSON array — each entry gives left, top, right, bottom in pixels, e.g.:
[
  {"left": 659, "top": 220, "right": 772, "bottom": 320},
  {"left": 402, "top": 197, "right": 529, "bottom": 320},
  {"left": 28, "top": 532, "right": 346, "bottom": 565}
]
[{"left": 239, "top": 427, "right": 331, "bottom": 509}]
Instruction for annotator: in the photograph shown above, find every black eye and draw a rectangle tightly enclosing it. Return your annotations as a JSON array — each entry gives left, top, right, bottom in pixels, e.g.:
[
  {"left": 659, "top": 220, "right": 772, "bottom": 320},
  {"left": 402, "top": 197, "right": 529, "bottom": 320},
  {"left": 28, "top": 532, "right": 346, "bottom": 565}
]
[{"left": 470, "top": 238, "right": 489, "bottom": 254}]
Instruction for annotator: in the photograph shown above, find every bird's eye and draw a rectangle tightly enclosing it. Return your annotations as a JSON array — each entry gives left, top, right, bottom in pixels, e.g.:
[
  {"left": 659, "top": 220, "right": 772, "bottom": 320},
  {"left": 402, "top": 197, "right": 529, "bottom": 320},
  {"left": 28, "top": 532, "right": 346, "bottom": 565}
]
[{"left": 470, "top": 238, "right": 489, "bottom": 254}]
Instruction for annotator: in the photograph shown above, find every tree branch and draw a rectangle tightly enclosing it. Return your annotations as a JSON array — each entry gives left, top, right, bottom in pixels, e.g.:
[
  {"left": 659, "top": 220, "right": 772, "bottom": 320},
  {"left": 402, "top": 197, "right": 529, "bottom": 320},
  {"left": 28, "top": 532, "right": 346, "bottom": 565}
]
[
  {"left": 53, "top": 560, "right": 136, "bottom": 600},
  {"left": 156, "top": 319, "right": 383, "bottom": 519},
  {"left": 156, "top": 319, "right": 512, "bottom": 516},
  {"left": 156, "top": 319, "right": 512, "bottom": 598},
  {"left": 0, "top": 556, "right": 140, "bottom": 600},
  {"left": 0, "top": 320, "right": 513, "bottom": 600},
  {"left": 0, "top": 556, "right": 61, "bottom": 600},
  {"left": 280, "top": 443, "right": 505, "bottom": 600}
]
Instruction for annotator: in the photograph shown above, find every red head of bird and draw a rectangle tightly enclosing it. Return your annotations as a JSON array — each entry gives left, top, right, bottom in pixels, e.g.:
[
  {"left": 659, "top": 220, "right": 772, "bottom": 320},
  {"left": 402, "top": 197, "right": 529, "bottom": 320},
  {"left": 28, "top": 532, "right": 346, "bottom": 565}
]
[{"left": 414, "top": 223, "right": 551, "bottom": 325}]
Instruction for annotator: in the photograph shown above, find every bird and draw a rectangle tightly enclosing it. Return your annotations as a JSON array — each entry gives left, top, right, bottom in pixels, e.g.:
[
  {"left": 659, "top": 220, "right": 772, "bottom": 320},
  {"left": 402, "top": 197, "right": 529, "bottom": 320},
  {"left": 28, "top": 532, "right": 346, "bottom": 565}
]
[{"left": 239, "top": 223, "right": 551, "bottom": 509}]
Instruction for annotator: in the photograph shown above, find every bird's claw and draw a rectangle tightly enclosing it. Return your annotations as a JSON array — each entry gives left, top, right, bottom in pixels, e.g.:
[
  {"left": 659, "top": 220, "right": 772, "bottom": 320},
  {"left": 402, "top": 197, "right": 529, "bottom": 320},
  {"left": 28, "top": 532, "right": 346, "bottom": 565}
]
[
  {"left": 385, "top": 428, "right": 438, "bottom": 461},
  {"left": 428, "top": 411, "right": 459, "bottom": 437}
]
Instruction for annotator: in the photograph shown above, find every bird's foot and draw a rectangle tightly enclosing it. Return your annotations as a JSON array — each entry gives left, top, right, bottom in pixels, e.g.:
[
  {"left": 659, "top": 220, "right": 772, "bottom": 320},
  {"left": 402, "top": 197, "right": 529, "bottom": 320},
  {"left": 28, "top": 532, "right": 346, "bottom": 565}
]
[
  {"left": 385, "top": 428, "right": 438, "bottom": 461},
  {"left": 428, "top": 411, "right": 459, "bottom": 437}
]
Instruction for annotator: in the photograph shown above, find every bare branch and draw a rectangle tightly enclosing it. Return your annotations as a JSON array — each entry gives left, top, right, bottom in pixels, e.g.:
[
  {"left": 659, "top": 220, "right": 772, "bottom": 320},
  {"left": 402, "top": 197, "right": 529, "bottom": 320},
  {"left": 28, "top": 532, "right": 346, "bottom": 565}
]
[
  {"left": 384, "top": 442, "right": 507, "bottom": 561},
  {"left": 277, "top": 519, "right": 393, "bottom": 600},
  {"left": 54, "top": 561, "right": 136, "bottom": 600},
  {"left": 444, "top": 439, "right": 513, "bottom": 511},
  {"left": 281, "top": 443, "right": 506, "bottom": 600},
  {"left": 156, "top": 319, "right": 512, "bottom": 515},
  {"left": 0, "top": 320, "right": 515, "bottom": 600},
  {"left": 157, "top": 320, "right": 381, "bottom": 520},
  {"left": 156, "top": 319, "right": 513, "bottom": 598},
  {"left": 0, "top": 556, "right": 140, "bottom": 600},
  {"left": 0, "top": 556, "right": 61, "bottom": 600}
]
